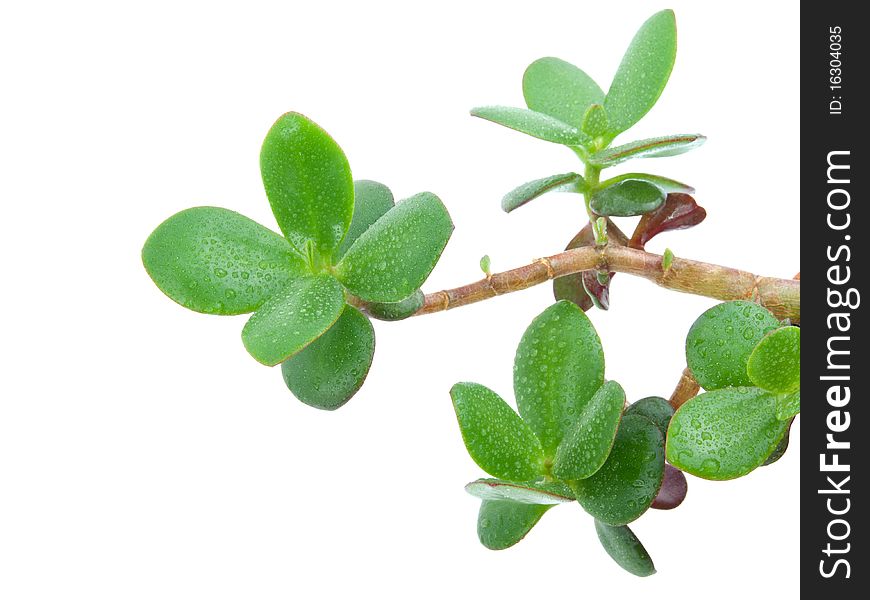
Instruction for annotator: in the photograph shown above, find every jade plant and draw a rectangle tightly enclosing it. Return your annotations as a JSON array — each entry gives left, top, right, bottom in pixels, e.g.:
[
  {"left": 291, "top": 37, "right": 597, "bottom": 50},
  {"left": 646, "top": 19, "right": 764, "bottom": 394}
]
[{"left": 142, "top": 9, "right": 800, "bottom": 577}]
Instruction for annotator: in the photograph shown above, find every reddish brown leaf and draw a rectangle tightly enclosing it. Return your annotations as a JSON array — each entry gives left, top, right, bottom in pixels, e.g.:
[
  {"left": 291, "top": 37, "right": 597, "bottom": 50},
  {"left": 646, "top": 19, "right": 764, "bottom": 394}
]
[
  {"left": 651, "top": 464, "right": 688, "bottom": 510},
  {"left": 582, "top": 270, "right": 611, "bottom": 310},
  {"left": 553, "top": 219, "right": 628, "bottom": 311},
  {"left": 630, "top": 193, "right": 706, "bottom": 249}
]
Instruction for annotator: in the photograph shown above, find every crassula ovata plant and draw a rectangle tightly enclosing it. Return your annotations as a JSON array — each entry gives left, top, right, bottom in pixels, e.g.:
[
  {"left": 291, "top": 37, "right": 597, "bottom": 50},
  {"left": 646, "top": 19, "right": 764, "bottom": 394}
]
[{"left": 142, "top": 10, "right": 800, "bottom": 577}]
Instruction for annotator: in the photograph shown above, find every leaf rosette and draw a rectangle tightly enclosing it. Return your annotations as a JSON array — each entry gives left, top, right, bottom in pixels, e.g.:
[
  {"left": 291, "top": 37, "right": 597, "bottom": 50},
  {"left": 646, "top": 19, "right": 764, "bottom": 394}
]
[{"left": 144, "top": 113, "right": 454, "bottom": 409}]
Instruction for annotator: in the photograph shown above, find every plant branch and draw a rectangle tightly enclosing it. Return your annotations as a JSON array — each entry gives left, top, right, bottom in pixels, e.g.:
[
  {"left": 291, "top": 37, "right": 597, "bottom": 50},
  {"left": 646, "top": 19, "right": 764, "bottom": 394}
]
[
  {"left": 668, "top": 367, "right": 700, "bottom": 410},
  {"left": 415, "top": 245, "right": 800, "bottom": 323}
]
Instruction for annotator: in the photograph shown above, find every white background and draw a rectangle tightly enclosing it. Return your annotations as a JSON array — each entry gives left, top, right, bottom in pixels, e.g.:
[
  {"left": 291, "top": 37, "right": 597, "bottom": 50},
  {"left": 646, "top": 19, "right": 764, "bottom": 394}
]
[{"left": 1, "top": 1, "right": 799, "bottom": 598}]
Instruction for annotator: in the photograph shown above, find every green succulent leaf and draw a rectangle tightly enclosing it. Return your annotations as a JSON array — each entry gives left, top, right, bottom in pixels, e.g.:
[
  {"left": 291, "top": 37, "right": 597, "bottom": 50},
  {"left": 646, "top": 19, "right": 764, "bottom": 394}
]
[
  {"left": 776, "top": 391, "right": 801, "bottom": 421},
  {"left": 260, "top": 113, "right": 354, "bottom": 258},
  {"left": 465, "top": 479, "right": 575, "bottom": 504},
  {"left": 686, "top": 301, "right": 781, "bottom": 390},
  {"left": 572, "top": 414, "right": 665, "bottom": 526},
  {"left": 336, "top": 192, "right": 453, "bottom": 303},
  {"left": 552, "top": 381, "right": 625, "bottom": 480},
  {"left": 514, "top": 301, "right": 605, "bottom": 456},
  {"left": 662, "top": 248, "right": 674, "bottom": 272},
  {"left": 582, "top": 104, "right": 610, "bottom": 139},
  {"left": 362, "top": 289, "right": 424, "bottom": 322},
  {"left": 598, "top": 173, "right": 694, "bottom": 195},
  {"left": 142, "top": 207, "right": 308, "bottom": 315},
  {"left": 450, "top": 382, "right": 546, "bottom": 482},
  {"left": 604, "top": 10, "right": 677, "bottom": 135},
  {"left": 479, "top": 255, "right": 492, "bottom": 275},
  {"left": 501, "top": 172, "right": 585, "bottom": 213},
  {"left": 595, "top": 520, "right": 656, "bottom": 577},
  {"left": 477, "top": 500, "right": 552, "bottom": 551},
  {"left": 588, "top": 134, "right": 706, "bottom": 168},
  {"left": 335, "top": 180, "right": 395, "bottom": 261},
  {"left": 522, "top": 57, "right": 605, "bottom": 130},
  {"left": 763, "top": 419, "right": 793, "bottom": 466},
  {"left": 624, "top": 396, "right": 674, "bottom": 437},
  {"left": 590, "top": 179, "right": 665, "bottom": 217},
  {"left": 280, "top": 305, "right": 375, "bottom": 410},
  {"left": 241, "top": 274, "right": 345, "bottom": 366},
  {"left": 666, "top": 387, "right": 790, "bottom": 480},
  {"left": 747, "top": 326, "right": 801, "bottom": 394},
  {"left": 470, "top": 106, "right": 589, "bottom": 145}
]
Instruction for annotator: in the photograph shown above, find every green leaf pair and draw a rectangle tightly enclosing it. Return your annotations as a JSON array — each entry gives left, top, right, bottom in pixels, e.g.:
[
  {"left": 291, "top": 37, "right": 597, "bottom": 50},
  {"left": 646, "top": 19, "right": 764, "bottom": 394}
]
[
  {"left": 451, "top": 301, "right": 667, "bottom": 576},
  {"left": 478, "top": 10, "right": 678, "bottom": 146},
  {"left": 667, "top": 301, "right": 800, "bottom": 479},
  {"left": 450, "top": 301, "right": 608, "bottom": 482},
  {"left": 143, "top": 113, "right": 453, "bottom": 409}
]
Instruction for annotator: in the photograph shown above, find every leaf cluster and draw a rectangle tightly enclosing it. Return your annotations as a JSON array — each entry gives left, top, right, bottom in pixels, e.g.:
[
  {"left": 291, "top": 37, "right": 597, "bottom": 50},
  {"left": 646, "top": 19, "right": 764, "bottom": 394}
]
[
  {"left": 451, "top": 301, "right": 684, "bottom": 576},
  {"left": 472, "top": 10, "right": 707, "bottom": 311},
  {"left": 667, "top": 301, "right": 800, "bottom": 479},
  {"left": 143, "top": 113, "right": 453, "bottom": 409}
]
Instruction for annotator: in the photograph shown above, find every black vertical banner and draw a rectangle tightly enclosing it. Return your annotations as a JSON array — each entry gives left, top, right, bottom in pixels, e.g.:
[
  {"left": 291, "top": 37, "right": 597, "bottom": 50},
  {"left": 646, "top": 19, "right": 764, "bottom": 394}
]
[{"left": 803, "top": 3, "right": 866, "bottom": 595}]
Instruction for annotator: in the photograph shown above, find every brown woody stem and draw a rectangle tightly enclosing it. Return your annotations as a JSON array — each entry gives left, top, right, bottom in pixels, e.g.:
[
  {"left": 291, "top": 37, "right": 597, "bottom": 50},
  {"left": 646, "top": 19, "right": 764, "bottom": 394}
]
[
  {"left": 415, "top": 245, "right": 800, "bottom": 323},
  {"left": 668, "top": 367, "right": 701, "bottom": 410}
]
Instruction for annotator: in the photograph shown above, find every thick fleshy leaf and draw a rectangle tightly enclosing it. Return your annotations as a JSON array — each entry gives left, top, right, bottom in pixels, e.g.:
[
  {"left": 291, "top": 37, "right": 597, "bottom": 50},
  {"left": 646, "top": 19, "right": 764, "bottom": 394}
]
[
  {"left": 763, "top": 418, "right": 793, "bottom": 466},
  {"left": 260, "top": 113, "right": 354, "bottom": 257},
  {"left": 523, "top": 57, "right": 605, "bottom": 130},
  {"left": 666, "top": 387, "right": 790, "bottom": 480},
  {"left": 582, "top": 104, "right": 610, "bottom": 139},
  {"left": 514, "top": 301, "right": 605, "bottom": 455},
  {"left": 335, "top": 180, "right": 395, "bottom": 261},
  {"left": 747, "top": 326, "right": 800, "bottom": 394},
  {"left": 590, "top": 179, "right": 665, "bottom": 217},
  {"left": 686, "top": 301, "right": 781, "bottom": 390},
  {"left": 470, "top": 106, "right": 588, "bottom": 145},
  {"left": 336, "top": 192, "right": 453, "bottom": 302},
  {"left": 599, "top": 173, "right": 694, "bottom": 195},
  {"left": 776, "top": 391, "right": 801, "bottom": 420},
  {"left": 552, "top": 381, "right": 625, "bottom": 480},
  {"left": 501, "top": 172, "right": 585, "bottom": 213},
  {"left": 465, "top": 479, "right": 574, "bottom": 504},
  {"left": 362, "top": 289, "right": 424, "bottom": 322},
  {"left": 241, "top": 275, "right": 345, "bottom": 366},
  {"left": 651, "top": 465, "right": 688, "bottom": 510},
  {"left": 553, "top": 220, "right": 628, "bottom": 311},
  {"left": 595, "top": 521, "right": 656, "bottom": 577},
  {"left": 477, "top": 500, "right": 552, "bottom": 550},
  {"left": 450, "top": 382, "right": 545, "bottom": 481},
  {"left": 624, "top": 396, "right": 674, "bottom": 437},
  {"left": 142, "top": 207, "right": 307, "bottom": 315},
  {"left": 280, "top": 305, "right": 375, "bottom": 410},
  {"left": 572, "top": 414, "right": 665, "bottom": 526},
  {"left": 588, "top": 134, "right": 706, "bottom": 168},
  {"left": 630, "top": 193, "right": 707, "bottom": 248},
  {"left": 604, "top": 10, "right": 677, "bottom": 135}
]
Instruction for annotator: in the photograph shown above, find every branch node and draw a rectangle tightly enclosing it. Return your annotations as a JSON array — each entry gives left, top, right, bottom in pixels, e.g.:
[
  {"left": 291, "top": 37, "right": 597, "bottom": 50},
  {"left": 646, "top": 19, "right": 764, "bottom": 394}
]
[
  {"left": 748, "top": 276, "right": 763, "bottom": 302},
  {"left": 437, "top": 290, "right": 450, "bottom": 311},
  {"left": 535, "top": 257, "right": 555, "bottom": 279}
]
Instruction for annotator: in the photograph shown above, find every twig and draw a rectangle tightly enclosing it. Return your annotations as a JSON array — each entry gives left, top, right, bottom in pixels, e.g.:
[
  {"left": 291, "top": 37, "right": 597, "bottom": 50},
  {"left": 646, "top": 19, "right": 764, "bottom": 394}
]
[
  {"left": 668, "top": 367, "right": 701, "bottom": 410},
  {"left": 415, "top": 245, "right": 800, "bottom": 323}
]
